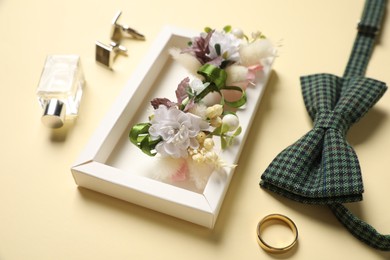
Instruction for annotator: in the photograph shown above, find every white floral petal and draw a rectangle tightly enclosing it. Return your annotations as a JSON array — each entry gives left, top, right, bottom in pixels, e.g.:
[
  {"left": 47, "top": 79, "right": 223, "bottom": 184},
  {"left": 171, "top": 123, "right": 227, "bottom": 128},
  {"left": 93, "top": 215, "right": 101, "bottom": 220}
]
[{"left": 149, "top": 105, "right": 209, "bottom": 159}]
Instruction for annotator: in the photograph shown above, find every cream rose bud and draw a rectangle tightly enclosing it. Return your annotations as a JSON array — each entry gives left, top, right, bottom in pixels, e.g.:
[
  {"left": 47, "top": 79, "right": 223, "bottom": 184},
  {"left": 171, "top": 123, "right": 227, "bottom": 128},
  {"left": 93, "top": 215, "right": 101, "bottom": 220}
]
[
  {"left": 222, "top": 114, "right": 239, "bottom": 131},
  {"left": 210, "top": 116, "right": 222, "bottom": 128},
  {"left": 206, "top": 104, "right": 223, "bottom": 119},
  {"left": 196, "top": 132, "right": 206, "bottom": 144}
]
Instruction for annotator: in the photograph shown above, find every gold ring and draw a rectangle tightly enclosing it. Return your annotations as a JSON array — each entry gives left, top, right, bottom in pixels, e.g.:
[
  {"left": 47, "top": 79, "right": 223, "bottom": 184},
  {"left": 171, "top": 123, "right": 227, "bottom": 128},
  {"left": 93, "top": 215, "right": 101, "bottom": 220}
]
[{"left": 256, "top": 214, "right": 298, "bottom": 253}]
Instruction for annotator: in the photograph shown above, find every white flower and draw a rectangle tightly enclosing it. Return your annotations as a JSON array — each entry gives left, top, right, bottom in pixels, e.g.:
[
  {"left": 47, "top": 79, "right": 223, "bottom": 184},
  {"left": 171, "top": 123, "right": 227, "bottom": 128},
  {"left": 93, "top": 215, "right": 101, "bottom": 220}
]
[
  {"left": 208, "top": 31, "right": 242, "bottom": 62},
  {"left": 222, "top": 114, "right": 239, "bottom": 131},
  {"left": 149, "top": 106, "right": 209, "bottom": 158},
  {"left": 189, "top": 78, "right": 207, "bottom": 94}
]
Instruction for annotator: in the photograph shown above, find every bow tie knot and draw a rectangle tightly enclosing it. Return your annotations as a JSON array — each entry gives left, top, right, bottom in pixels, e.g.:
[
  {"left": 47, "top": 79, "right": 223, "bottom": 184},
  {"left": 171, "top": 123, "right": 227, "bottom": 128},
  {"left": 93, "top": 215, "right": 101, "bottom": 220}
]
[{"left": 314, "top": 111, "right": 349, "bottom": 134}]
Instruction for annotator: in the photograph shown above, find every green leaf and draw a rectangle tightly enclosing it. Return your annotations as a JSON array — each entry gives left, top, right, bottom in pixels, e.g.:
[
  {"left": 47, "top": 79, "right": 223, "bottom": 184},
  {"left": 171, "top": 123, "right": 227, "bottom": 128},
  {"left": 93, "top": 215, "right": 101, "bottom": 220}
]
[
  {"left": 233, "top": 126, "right": 242, "bottom": 137},
  {"left": 212, "top": 123, "right": 229, "bottom": 136},
  {"left": 215, "top": 44, "right": 221, "bottom": 56},
  {"left": 221, "top": 123, "right": 230, "bottom": 134},
  {"left": 226, "top": 136, "right": 234, "bottom": 146},
  {"left": 129, "top": 123, "right": 160, "bottom": 156},
  {"left": 222, "top": 51, "right": 228, "bottom": 59},
  {"left": 197, "top": 64, "right": 227, "bottom": 89},
  {"left": 222, "top": 86, "right": 247, "bottom": 108},
  {"left": 186, "top": 87, "right": 194, "bottom": 98},
  {"left": 223, "top": 25, "right": 232, "bottom": 33},
  {"left": 212, "top": 126, "right": 222, "bottom": 136},
  {"left": 221, "top": 136, "right": 228, "bottom": 150},
  {"left": 204, "top": 27, "right": 212, "bottom": 33},
  {"left": 219, "top": 97, "right": 225, "bottom": 106},
  {"left": 194, "top": 82, "right": 219, "bottom": 103}
]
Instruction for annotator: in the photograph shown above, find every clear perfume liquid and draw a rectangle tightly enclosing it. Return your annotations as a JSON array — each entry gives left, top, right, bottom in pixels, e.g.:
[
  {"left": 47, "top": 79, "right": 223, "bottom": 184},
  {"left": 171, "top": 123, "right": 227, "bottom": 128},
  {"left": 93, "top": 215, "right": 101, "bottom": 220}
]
[{"left": 36, "top": 55, "right": 85, "bottom": 118}]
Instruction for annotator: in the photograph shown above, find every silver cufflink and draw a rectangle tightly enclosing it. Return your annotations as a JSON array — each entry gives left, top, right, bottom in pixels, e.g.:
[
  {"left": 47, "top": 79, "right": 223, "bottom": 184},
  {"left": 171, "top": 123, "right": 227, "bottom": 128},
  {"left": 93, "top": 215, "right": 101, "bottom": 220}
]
[
  {"left": 111, "top": 11, "right": 145, "bottom": 42},
  {"left": 95, "top": 41, "right": 127, "bottom": 69},
  {"left": 95, "top": 11, "right": 145, "bottom": 69}
]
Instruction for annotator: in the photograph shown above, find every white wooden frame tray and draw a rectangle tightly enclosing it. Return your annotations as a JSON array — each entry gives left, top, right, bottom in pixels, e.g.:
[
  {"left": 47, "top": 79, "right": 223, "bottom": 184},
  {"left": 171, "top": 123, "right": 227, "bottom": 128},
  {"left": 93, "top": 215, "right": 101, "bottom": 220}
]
[{"left": 71, "top": 26, "right": 273, "bottom": 228}]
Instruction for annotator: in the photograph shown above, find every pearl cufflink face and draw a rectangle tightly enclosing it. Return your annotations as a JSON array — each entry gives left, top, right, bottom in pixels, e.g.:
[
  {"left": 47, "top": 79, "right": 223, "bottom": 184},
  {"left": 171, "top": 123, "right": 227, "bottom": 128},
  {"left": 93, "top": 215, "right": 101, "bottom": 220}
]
[{"left": 95, "top": 11, "right": 145, "bottom": 69}]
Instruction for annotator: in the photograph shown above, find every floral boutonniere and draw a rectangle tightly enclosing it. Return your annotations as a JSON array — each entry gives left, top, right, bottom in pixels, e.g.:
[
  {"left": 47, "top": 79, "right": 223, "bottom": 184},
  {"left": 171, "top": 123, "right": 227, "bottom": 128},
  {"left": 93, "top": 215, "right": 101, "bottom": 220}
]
[{"left": 130, "top": 26, "right": 275, "bottom": 190}]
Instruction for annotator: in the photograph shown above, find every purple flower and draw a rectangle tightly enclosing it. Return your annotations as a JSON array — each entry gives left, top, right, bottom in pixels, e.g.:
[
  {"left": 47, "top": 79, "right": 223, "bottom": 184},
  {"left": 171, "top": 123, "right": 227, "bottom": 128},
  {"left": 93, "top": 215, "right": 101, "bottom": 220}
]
[
  {"left": 182, "top": 29, "right": 242, "bottom": 68},
  {"left": 182, "top": 30, "right": 213, "bottom": 64}
]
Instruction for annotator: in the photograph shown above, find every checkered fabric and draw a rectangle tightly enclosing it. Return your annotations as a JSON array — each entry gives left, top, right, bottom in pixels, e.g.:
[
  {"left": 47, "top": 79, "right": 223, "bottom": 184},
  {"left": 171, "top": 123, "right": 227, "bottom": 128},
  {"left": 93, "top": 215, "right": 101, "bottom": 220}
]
[
  {"left": 329, "top": 203, "right": 390, "bottom": 251},
  {"left": 344, "top": 0, "right": 386, "bottom": 78},
  {"left": 261, "top": 74, "right": 387, "bottom": 204},
  {"left": 260, "top": 0, "right": 390, "bottom": 251}
]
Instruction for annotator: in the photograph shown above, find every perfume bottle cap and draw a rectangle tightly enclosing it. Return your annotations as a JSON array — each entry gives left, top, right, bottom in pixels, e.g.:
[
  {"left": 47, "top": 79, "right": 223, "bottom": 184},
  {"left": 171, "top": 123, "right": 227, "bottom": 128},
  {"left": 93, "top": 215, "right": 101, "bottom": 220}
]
[{"left": 41, "top": 99, "right": 66, "bottom": 128}]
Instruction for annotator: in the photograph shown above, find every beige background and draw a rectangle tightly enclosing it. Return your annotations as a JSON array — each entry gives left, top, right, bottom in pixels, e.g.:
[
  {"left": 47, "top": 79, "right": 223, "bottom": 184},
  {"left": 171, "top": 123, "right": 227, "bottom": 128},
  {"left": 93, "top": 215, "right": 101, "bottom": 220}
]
[{"left": 1, "top": 0, "right": 390, "bottom": 259}]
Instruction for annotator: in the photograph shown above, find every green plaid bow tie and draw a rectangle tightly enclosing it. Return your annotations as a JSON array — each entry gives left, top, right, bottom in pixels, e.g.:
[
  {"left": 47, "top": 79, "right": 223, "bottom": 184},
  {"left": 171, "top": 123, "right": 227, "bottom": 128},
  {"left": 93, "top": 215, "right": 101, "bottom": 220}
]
[
  {"left": 261, "top": 74, "right": 387, "bottom": 204},
  {"left": 260, "top": 0, "right": 390, "bottom": 251}
]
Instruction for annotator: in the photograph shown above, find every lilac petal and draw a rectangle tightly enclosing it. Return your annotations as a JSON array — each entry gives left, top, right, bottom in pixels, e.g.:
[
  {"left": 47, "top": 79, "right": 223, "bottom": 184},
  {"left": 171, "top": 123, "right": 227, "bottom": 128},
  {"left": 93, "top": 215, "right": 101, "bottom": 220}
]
[
  {"left": 151, "top": 98, "right": 175, "bottom": 109},
  {"left": 206, "top": 56, "right": 224, "bottom": 67},
  {"left": 175, "top": 77, "right": 190, "bottom": 105}
]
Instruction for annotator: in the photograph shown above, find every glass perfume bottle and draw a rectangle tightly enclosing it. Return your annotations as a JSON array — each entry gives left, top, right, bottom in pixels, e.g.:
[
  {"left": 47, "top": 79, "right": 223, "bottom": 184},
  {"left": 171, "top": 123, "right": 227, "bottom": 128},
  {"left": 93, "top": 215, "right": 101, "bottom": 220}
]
[{"left": 36, "top": 55, "right": 85, "bottom": 128}]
